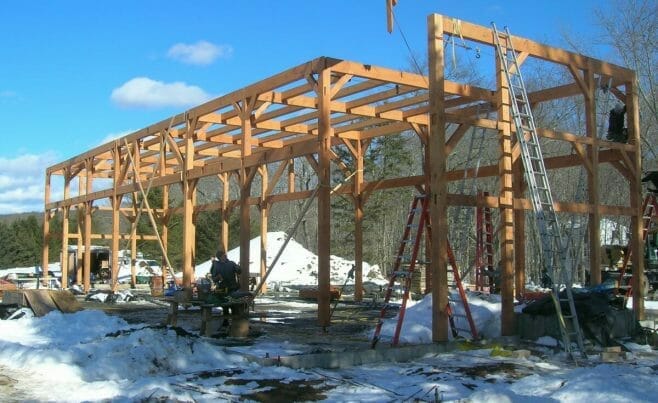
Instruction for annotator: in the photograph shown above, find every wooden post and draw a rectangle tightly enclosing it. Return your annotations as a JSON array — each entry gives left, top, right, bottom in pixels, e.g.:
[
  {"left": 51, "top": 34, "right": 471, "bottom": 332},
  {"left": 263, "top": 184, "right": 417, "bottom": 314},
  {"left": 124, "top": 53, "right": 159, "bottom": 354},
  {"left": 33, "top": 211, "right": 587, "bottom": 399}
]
[
  {"left": 110, "top": 196, "right": 120, "bottom": 292},
  {"left": 60, "top": 172, "right": 70, "bottom": 288},
  {"left": 513, "top": 165, "right": 525, "bottom": 300},
  {"left": 60, "top": 172, "right": 71, "bottom": 288},
  {"left": 182, "top": 117, "right": 198, "bottom": 288},
  {"left": 110, "top": 145, "right": 121, "bottom": 292},
  {"left": 130, "top": 140, "right": 141, "bottom": 288},
  {"left": 423, "top": 128, "right": 432, "bottom": 293},
  {"left": 76, "top": 182, "right": 83, "bottom": 286},
  {"left": 220, "top": 172, "right": 230, "bottom": 252},
  {"left": 83, "top": 159, "right": 93, "bottom": 293},
  {"left": 161, "top": 184, "right": 169, "bottom": 285},
  {"left": 628, "top": 77, "right": 645, "bottom": 319},
  {"left": 354, "top": 140, "right": 364, "bottom": 301},
  {"left": 586, "top": 67, "right": 602, "bottom": 285},
  {"left": 42, "top": 173, "right": 51, "bottom": 285},
  {"left": 239, "top": 99, "right": 255, "bottom": 292},
  {"left": 495, "top": 32, "right": 516, "bottom": 336},
  {"left": 317, "top": 65, "right": 332, "bottom": 327},
  {"left": 239, "top": 176, "right": 251, "bottom": 292},
  {"left": 428, "top": 14, "right": 449, "bottom": 342},
  {"left": 260, "top": 165, "right": 269, "bottom": 293},
  {"left": 288, "top": 159, "right": 295, "bottom": 192},
  {"left": 130, "top": 206, "right": 137, "bottom": 288}
]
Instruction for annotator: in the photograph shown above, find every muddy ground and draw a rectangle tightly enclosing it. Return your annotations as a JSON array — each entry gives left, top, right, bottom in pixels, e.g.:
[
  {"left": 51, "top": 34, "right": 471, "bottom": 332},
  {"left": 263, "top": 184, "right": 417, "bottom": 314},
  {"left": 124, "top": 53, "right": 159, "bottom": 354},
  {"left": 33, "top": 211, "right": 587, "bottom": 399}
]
[{"left": 79, "top": 285, "right": 390, "bottom": 352}]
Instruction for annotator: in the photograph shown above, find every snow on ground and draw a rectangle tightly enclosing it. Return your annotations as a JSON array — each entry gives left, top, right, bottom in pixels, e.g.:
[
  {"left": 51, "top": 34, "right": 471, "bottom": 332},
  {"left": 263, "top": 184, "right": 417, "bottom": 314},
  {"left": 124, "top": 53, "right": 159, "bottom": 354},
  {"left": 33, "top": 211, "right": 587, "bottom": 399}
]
[
  {"left": 194, "top": 231, "right": 387, "bottom": 288},
  {"left": 1, "top": 296, "right": 657, "bottom": 401},
  {"left": 1, "top": 232, "right": 658, "bottom": 400}
]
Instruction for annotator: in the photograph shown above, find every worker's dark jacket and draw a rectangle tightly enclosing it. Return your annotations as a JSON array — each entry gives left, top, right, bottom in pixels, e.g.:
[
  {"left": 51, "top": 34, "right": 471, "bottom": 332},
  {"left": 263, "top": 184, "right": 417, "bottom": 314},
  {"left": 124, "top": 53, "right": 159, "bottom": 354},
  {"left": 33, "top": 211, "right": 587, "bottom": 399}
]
[{"left": 211, "top": 259, "right": 241, "bottom": 292}]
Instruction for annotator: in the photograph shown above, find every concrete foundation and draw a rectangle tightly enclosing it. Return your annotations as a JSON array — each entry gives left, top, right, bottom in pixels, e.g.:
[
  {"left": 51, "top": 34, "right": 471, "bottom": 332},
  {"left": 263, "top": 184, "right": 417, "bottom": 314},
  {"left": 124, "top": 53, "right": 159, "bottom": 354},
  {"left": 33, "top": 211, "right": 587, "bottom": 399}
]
[{"left": 248, "top": 341, "right": 459, "bottom": 369}]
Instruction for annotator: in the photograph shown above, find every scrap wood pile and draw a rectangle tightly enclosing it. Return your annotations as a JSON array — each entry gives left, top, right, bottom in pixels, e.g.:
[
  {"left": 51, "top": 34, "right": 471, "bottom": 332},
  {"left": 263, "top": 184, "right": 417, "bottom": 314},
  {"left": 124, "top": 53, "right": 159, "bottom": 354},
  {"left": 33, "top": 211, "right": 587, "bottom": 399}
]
[{"left": 521, "top": 286, "right": 640, "bottom": 346}]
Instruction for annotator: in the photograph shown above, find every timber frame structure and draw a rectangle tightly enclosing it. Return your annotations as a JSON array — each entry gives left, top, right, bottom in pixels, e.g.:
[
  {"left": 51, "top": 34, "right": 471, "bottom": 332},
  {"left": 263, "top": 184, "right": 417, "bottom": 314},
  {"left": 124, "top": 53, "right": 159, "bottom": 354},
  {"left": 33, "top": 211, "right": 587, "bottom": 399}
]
[{"left": 43, "top": 14, "right": 644, "bottom": 341}]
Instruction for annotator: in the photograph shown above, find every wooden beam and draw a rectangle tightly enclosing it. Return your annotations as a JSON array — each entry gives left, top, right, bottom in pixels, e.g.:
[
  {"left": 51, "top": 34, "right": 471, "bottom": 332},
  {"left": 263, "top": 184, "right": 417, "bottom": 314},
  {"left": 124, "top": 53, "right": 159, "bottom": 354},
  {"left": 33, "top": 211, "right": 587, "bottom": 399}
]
[
  {"left": 239, "top": 98, "right": 255, "bottom": 292},
  {"left": 627, "top": 77, "right": 644, "bottom": 319},
  {"left": 494, "top": 28, "right": 516, "bottom": 337},
  {"left": 42, "top": 173, "right": 51, "bottom": 286},
  {"left": 353, "top": 139, "right": 364, "bottom": 301},
  {"left": 182, "top": 117, "right": 198, "bottom": 288},
  {"left": 60, "top": 172, "right": 70, "bottom": 288},
  {"left": 445, "top": 123, "right": 470, "bottom": 154},
  {"left": 83, "top": 158, "right": 93, "bottom": 293},
  {"left": 441, "top": 15, "right": 633, "bottom": 79},
  {"left": 317, "top": 67, "right": 332, "bottom": 327},
  {"left": 586, "top": 68, "right": 602, "bottom": 285},
  {"left": 428, "top": 14, "right": 450, "bottom": 343},
  {"left": 110, "top": 145, "right": 121, "bottom": 292}
]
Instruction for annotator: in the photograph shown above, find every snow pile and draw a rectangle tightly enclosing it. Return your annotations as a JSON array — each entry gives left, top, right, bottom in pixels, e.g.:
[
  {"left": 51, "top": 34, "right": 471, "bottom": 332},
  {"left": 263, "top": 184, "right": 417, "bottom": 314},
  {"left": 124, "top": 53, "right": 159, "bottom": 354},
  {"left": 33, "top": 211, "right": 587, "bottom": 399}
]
[
  {"left": 374, "top": 291, "right": 502, "bottom": 344},
  {"left": 0, "top": 310, "right": 251, "bottom": 401},
  {"left": 194, "top": 231, "right": 387, "bottom": 287}
]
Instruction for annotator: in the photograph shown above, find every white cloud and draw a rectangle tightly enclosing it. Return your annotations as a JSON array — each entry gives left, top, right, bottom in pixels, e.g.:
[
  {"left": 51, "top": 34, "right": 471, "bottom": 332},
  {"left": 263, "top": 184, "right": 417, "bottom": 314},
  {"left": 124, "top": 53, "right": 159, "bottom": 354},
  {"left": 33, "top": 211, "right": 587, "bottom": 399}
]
[
  {"left": 0, "top": 152, "right": 59, "bottom": 213},
  {"left": 110, "top": 77, "right": 212, "bottom": 108},
  {"left": 166, "top": 40, "right": 232, "bottom": 65},
  {"left": 0, "top": 90, "right": 20, "bottom": 104}
]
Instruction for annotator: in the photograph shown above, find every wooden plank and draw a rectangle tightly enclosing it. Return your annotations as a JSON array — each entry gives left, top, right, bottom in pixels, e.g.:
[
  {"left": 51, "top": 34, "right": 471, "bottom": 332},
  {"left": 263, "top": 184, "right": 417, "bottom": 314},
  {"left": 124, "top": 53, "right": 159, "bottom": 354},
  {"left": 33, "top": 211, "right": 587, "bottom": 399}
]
[
  {"left": 49, "top": 290, "right": 83, "bottom": 313},
  {"left": 23, "top": 290, "right": 59, "bottom": 317}
]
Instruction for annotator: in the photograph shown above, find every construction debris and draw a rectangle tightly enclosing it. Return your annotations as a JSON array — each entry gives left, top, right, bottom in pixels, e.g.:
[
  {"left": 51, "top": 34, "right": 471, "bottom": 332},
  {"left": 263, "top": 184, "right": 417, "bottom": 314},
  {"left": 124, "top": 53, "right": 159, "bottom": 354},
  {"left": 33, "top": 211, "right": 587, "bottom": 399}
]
[{"left": 2, "top": 290, "right": 82, "bottom": 317}]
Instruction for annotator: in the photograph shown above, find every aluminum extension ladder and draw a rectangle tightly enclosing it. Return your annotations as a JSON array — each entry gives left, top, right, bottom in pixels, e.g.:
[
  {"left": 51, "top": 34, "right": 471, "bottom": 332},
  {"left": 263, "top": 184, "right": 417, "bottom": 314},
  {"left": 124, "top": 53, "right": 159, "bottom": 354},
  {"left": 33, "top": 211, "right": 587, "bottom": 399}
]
[
  {"left": 492, "top": 24, "right": 587, "bottom": 360},
  {"left": 371, "top": 195, "right": 478, "bottom": 348}
]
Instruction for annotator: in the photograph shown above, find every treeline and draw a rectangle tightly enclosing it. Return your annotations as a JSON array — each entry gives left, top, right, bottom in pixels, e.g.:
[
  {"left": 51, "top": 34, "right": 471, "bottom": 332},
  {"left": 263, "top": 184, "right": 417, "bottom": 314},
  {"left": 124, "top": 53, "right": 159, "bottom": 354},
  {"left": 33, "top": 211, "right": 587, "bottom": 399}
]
[{"left": 0, "top": 215, "right": 55, "bottom": 268}]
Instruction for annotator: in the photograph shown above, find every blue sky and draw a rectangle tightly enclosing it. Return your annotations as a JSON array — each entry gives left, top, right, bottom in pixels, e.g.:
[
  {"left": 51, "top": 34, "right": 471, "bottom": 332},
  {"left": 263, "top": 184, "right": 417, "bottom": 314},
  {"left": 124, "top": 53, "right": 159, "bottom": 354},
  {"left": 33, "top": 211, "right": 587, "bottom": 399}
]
[{"left": 0, "top": 0, "right": 608, "bottom": 213}]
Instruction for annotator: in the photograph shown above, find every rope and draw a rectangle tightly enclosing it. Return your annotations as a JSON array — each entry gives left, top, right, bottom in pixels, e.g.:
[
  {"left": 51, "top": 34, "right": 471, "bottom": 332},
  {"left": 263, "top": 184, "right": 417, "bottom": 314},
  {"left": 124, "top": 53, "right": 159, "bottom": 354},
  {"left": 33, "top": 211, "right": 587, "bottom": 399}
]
[{"left": 391, "top": 8, "right": 427, "bottom": 83}]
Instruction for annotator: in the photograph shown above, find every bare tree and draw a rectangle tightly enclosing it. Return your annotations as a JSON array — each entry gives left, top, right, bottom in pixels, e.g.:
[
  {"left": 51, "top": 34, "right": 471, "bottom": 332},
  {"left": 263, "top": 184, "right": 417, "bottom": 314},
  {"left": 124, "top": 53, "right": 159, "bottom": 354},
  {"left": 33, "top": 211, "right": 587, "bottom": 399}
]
[{"left": 565, "top": 0, "right": 658, "bottom": 161}]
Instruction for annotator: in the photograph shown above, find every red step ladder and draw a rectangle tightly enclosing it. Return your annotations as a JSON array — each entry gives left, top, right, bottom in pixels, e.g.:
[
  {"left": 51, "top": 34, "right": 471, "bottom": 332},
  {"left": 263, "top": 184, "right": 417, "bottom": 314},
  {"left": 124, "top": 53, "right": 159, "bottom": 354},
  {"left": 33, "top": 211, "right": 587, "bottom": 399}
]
[
  {"left": 475, "top": 192, "right": 495, "bottom": 292},
  {"left": 618, "top": 193, "right": 658, "bottom": 297},
  {"left": 371, "top": 195, "right": 478, "bottom": 348}
]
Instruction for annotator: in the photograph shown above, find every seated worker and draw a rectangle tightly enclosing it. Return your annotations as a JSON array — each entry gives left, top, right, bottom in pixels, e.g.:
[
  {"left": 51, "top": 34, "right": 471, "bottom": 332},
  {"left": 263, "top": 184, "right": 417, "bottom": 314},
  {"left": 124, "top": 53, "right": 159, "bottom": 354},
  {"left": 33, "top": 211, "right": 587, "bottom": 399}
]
[
  {"left": 642, "top": 171, "right": 658, "bottom": 193},
  {"left": 210, "top": 250, "right": 241, "bottom": 294},
  {"left": 606, "top": 103, "right": 627, "bottom": 143}
]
